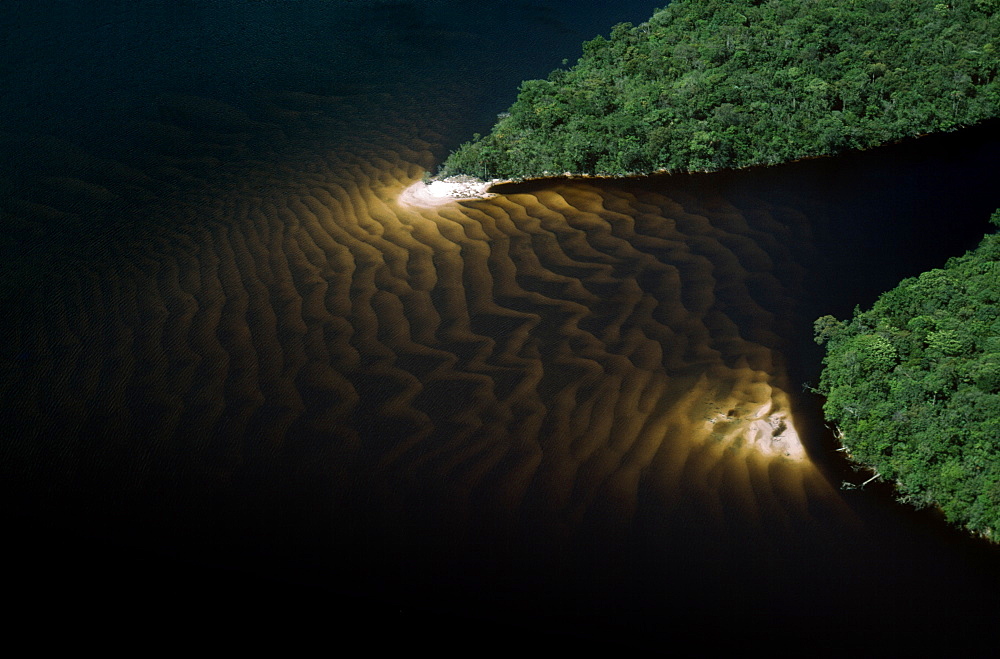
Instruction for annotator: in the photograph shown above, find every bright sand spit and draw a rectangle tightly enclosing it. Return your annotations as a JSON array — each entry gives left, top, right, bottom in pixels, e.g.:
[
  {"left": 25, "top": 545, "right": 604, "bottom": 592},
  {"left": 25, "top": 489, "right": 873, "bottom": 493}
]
[{"left": 398, "top": 175, "right": 498, "bottom": 207}]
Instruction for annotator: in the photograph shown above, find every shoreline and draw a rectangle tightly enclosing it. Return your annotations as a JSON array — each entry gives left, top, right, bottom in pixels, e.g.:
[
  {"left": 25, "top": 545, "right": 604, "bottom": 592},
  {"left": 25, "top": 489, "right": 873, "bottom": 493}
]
[{"left": 397, "top": 175, "right": 501, "bottom": 208}]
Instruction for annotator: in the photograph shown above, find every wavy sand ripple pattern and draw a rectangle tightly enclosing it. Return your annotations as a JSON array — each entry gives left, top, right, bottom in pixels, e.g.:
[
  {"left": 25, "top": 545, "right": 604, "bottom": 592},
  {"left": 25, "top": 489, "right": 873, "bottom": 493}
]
[{"left": 0, "top": 91, "right": 853, "bottom": 595}]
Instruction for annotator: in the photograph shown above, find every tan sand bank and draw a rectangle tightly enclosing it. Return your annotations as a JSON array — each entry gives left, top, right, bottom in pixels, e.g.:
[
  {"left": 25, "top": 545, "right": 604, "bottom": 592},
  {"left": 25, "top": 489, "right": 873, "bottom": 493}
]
[
  {"left": 705, "top": 396, "right": 806, "bottom": 461},
  {"left": 398, "top": 175, "right": 498, "bottom": 207}
]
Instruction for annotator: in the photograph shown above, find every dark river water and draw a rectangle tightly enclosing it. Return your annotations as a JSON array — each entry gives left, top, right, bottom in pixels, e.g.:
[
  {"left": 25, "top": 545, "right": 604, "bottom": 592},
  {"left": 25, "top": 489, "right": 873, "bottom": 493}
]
[{"left": 2, "top": 0, "right": 999, "bottom": 647}]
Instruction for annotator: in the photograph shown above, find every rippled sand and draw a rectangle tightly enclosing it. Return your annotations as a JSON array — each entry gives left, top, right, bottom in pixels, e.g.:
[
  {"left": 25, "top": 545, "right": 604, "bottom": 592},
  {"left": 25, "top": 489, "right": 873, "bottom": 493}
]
[
  {"left": 4, "top": 4, "right": 1000, "bottom": 648},
  {"left": 17, "top": 86, "right": 1000, "bottom": 656},
  {"left": 0, "top": 86, "right": 854, "bottom": 564}
]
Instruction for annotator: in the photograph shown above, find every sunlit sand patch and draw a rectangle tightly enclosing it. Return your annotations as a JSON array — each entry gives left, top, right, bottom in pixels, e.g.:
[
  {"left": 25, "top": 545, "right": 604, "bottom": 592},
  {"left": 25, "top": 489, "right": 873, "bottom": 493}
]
[
  {"left": 701, "top": 389, "right": 806, "bottom": 461},
  {"left": 397, "top": 175, "right": 498, "bottom": 208}
]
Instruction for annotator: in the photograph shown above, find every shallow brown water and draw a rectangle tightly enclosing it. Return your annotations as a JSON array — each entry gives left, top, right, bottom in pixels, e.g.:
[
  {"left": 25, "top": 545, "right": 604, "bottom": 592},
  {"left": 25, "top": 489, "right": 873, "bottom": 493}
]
[{"left": 3, "top": 0, "right": 1000, "bottom": 647}]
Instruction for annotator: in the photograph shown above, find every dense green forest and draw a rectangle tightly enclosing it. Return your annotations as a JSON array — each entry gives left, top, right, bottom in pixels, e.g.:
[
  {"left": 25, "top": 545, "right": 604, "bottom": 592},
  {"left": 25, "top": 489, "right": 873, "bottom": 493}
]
[
  {"left": 442, "top": 0, "right": 1000, "bottom": 541},
  {"left": 443, "top": 0, "right": 1000, "bottom": 179},
  {"left": 815, "top": 212, "right": 1000, "bottom": 540}
]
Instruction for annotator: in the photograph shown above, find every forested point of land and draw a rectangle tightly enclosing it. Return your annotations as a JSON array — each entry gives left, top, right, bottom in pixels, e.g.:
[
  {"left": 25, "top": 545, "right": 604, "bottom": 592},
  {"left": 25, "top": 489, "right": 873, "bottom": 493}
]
[
  {"left": 443, "top": 0, "right": 1000, "bottom": 179},
  {"left": 815, "top": 212, "right": 1000, "bottom": 541}
]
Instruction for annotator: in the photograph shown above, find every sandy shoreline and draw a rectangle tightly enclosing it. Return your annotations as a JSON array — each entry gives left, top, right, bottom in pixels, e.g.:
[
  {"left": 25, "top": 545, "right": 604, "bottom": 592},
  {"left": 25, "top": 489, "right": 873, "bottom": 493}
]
[{"left": 397, "top": 175, "right": 499, "bottom": 207}]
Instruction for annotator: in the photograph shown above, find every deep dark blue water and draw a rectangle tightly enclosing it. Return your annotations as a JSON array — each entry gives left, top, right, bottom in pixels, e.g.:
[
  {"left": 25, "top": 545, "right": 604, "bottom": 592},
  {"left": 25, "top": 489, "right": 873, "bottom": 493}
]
[{"left": 2, "top": 1, "right": 1000, "bottom": 648}]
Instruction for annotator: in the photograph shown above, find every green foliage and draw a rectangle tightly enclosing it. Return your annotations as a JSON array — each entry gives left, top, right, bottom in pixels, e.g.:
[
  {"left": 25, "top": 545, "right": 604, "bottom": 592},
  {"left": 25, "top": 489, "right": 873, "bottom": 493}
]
[
  {"left": 814, "top": 315, "right": 845, "bottom": 345},
  {"left": 443, "top": 0, "right": 1000, "bottom": 179},
  {"left": 816, "top": 215, "right": 1000, "bottom": 540}
]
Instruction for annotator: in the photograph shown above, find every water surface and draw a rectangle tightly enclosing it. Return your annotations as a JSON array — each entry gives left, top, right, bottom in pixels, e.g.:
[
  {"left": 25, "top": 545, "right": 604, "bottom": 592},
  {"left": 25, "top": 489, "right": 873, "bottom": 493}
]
[{"left": 2, "top": 0, "right": 999, "bottom": 645}]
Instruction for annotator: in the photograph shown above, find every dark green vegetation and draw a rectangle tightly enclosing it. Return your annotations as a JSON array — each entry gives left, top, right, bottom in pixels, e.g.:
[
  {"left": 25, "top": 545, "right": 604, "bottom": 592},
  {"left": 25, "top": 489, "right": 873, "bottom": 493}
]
[
  {"left": 815, "top": 212, "right": 1000, "bottom": 540},
  {"left": 443, "top": 0, "right": 1000, "bottom": 179},
  {"left": 443, "top": 0, "right": 1000, "bottom": 542}
]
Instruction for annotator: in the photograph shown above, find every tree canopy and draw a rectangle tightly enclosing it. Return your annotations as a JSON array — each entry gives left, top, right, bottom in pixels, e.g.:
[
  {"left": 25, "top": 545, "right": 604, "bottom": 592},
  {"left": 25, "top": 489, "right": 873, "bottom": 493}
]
[
  {"left": 815, "top": 211, "right": 1000, "bottom": 540},
  {"left": 443, "top": 0, "right": 1000, "bottom": 179}
]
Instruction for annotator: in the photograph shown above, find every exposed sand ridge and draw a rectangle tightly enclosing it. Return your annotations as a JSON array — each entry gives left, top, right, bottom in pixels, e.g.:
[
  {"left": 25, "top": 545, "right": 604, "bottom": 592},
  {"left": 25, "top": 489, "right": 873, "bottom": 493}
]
[{"left": 398, "top": 175, "right": 500, "bottom": 207}]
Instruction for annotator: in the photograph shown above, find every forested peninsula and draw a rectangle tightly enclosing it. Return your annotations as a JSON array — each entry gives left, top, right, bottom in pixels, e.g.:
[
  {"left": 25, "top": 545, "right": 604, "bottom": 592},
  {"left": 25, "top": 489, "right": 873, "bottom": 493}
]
[
  {"left": 442, "top": 0, "right": 1000, "bottom": 179},
  {"left": 815, "top": 214, "right": 1000, "bottom": 541},
  {"left": 439, "top": 0, "right": 1000, "bottom": 540}
]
